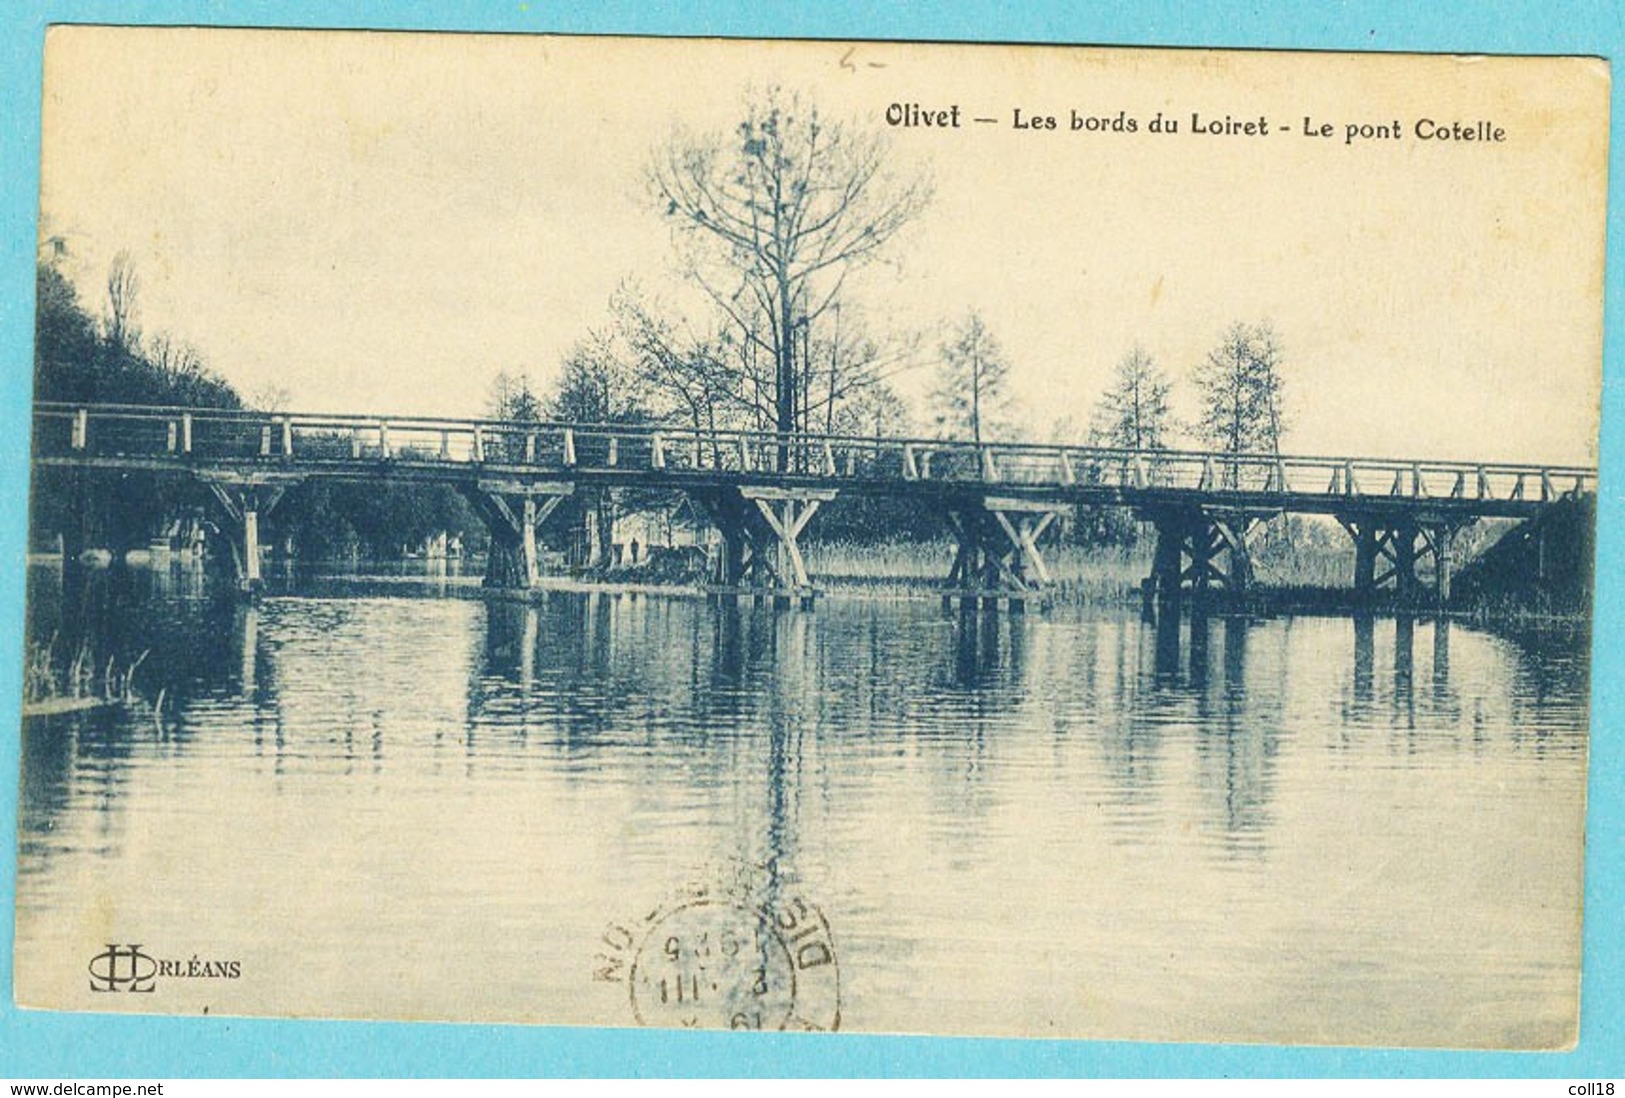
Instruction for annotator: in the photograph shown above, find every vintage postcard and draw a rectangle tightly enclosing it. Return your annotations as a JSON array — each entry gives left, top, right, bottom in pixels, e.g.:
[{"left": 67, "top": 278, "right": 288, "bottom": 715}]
[{"left": 14, "top": 28, "right": 1606, "bottom": 1049}]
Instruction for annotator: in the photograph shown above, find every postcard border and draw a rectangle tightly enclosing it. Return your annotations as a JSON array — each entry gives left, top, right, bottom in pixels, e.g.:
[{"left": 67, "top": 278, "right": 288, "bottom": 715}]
[{"left": 0, "top": 0, "right": 1620, "bottom": 1078}]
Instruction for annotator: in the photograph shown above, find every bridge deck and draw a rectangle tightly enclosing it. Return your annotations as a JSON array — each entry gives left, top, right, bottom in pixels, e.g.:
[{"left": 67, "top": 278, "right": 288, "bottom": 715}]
[{"left": 32, "top": 402, "right": 1596, "bottom": 522}]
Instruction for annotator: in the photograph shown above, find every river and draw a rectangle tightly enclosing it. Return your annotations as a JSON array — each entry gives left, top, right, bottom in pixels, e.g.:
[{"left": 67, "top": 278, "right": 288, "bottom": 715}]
[{"left": 13, "top": 561, "right": 1590, "bottom": 1047}]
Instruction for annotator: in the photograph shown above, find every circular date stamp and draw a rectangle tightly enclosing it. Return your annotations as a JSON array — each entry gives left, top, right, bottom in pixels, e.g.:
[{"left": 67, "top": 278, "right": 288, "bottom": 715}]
[{"left": 593, "top": 862, "right": 840, "bottom": 1031}]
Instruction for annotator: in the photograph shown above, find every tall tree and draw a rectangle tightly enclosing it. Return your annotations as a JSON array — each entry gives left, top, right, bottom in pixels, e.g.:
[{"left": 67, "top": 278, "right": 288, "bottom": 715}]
[
  {"left": 1192, "top": 320, "right": 1288, "bottom": 464},
  {"left": 546, "top": 333, "right": 652, "bottom": 567},
  {"left": 649, "top": 85, "right": 931, "bottom": 444},
  {"left": 1090, "top": 346, "right": 1174, "bottom": 451},
  {"left": 931, "top": 310, "right": 1011, "bottom": 444},
  {"left": 104, "top": 250, "right": 140, "bottom": 353}
]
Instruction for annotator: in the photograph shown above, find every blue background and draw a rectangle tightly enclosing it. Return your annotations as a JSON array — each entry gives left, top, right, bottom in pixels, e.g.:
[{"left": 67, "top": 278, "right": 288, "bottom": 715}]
[{"left": 1, "top": 1, "right": 1620, "bottom": 1078}]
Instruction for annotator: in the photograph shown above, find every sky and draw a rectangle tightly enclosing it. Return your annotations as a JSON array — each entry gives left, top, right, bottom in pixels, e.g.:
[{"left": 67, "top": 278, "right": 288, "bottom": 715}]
[{"left": 36, "top": 28, "right": 1609, "bottom": 465}]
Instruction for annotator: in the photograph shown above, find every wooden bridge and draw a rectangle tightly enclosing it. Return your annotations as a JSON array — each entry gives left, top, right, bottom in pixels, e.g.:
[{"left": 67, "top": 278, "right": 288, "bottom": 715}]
[{"left": 32, "top": 402, "right": 1597, "bottom": 605}]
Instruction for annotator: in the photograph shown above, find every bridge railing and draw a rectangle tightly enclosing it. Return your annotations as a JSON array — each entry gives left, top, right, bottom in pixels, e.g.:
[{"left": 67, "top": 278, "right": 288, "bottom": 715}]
[{"left": 32, "top": 403, "right": 1597, "bottom": 504}]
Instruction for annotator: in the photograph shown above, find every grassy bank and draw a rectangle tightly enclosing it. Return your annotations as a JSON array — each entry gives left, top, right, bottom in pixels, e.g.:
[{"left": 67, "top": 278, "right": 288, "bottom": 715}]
[{"left": 23, "top": 634, "right": 151, "bottom": 718}]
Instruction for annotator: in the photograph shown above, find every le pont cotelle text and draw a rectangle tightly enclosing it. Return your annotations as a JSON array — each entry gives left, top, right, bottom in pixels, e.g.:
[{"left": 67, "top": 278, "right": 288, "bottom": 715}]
[{"left": 883, "top": 103, "right": 1507, "bottom": 144}]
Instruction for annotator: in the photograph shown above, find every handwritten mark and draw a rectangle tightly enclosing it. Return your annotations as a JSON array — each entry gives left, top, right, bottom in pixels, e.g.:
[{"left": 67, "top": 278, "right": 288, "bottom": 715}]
[{"left": 838, "top": 47, "right": 886, "bottom": 72}]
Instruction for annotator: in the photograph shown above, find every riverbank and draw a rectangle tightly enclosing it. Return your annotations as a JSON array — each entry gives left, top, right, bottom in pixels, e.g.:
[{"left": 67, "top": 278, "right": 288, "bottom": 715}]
[{"left": 31, "top": 535, "right": 1591, "bottom": 629}]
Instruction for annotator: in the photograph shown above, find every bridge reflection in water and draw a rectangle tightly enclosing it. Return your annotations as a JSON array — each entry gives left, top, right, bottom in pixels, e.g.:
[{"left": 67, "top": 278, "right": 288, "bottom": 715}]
[
  {"left": 21, "top": 567, "right": 1585, "bottom": 857},
  {"left": 15, "top": 566, "right": 1588, "bottom": 1041}
]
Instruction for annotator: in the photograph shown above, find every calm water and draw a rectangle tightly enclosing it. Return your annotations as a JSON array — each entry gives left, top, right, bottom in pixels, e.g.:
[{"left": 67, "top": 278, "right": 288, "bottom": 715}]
[{"left": 14, "top": 562, "right": 1590, "bottom": 1047}]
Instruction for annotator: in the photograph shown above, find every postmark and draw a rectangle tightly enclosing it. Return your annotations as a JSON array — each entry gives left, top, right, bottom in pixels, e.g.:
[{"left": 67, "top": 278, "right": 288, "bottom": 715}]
[{"left": 594, "top": 861, "right": 840, "bottom": 1031}]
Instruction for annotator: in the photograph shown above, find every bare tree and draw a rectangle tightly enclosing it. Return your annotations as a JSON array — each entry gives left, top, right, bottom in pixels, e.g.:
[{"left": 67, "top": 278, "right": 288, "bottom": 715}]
[
  {"left": 247, "top": 383, "right": 293, "bottom": 415},
  {"left": 613, "top": 287, "right": 745, "bottom": 440},
  {"left": 931, "top": 310, "right": 1011, "bottom": 444},
  {"left": 104, "top": 250, "right": 140, "bottom": 352},
  {"left": 650, "top": 86, "right": 932, "bottom": 444},
  {"left": 147, "top": 333, "right": 203, "bottom": 379},
  {"left": 802, "top": 303, "right": 920, "bottom": 435},
  {"left": 487, "top": 369, "right": 543, "bottom": 422}
]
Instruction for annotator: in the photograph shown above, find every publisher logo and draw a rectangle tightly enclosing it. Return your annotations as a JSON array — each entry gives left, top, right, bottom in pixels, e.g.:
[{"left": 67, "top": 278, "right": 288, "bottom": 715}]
[
  {"left": 88, "top": 944, "right": 157, "bottom": 993},
  {"left": 86, "top": 944, "right": 242, "bottom": 993}
]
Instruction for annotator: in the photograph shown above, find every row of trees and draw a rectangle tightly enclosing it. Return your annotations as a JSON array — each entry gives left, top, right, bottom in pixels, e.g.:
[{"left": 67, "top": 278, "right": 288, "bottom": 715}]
[
  {"left": 483, "top": 85, "right": 1295, "bottom": 557},
  {"left": 36, "top": 83, "right": 1296, "bottom": 568},
  {"left": 33, "top": 244, "right": 490, "bottom": 562},
  {"left": 1088, "top": 321, "right": 1287, "bottom": 457},
  {"left": 35, "top": 243, "right": 242, "bottom": 409},
  {"left": 33, "top": 243, "right": 243, "bottom": 560}
]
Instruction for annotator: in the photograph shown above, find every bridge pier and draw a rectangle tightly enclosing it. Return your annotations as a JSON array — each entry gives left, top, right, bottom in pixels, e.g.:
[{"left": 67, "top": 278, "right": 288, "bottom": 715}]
[
  {"left": 942, "top": 496, "right": 1060, "bottom": 611},
  {"left": 462, "top": 479, "right": 574, "bottom": 591},
  {"left": 1143, "top": 507, "right": 1267, "bottom": 607},
  {"left": 201, "top": 473, "right": 302, "bottom": 595},
  {"left": 691, "top": 485, "right": 837, "bottom": 607},
  {"left": 1336, "top": 513, "right": 1465, "bottom": 603}
]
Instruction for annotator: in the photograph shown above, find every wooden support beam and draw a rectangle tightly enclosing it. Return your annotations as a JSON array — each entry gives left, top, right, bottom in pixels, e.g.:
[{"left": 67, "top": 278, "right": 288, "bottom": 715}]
[
  {"left": 944, "top": 498, "right": 1059, "bottom": 598},
  {"left": 1353, "top": 522, "right": 1377, "bottom": 593},
  {"left": 486, "top": 493, "right": 521, "bottom": 536},
  {"left": 242, "top": 509, "right": 262, "bottom": 587},
  {"left": 205, "top": 480, "right": 242, "bottom": 524},
  {"left": 1434, "top": 526, "right": 1454, "bottom": 602},
  {"left": 200, "top": 476, "right": 304, "bottom": 595},
  {"left": 464, "top": 481, "right": 575, "bottom": 591},
  {"left": 990, "top": 509, "right": 1054, "bottom": 586},
  {"left": 1151, "top": 521, "right": 1183, "bottom": 602},
  {"left": 738, "top": 486, "right": 840, "bottom": 504},
  {"left": 751, "top": 497, "right": 823, "bottom": 589},
  {"left": 945, "top": 512, "right": 977, "bottom": 587},
  {"left": 520, "top": 497, "right": 540, "bottom": 587},
  {"left": 1393, "top": 525, "right": 1419, "bottom": 595}
]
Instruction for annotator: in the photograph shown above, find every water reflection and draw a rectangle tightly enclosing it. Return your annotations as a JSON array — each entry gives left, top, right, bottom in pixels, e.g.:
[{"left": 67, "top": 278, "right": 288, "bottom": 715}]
[
  {"left": 23, "top": 568, "right": 1593, "bottom": 851},
  {"left": 15, "top": 563, "right": 1592, "bottom": 1042}
]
